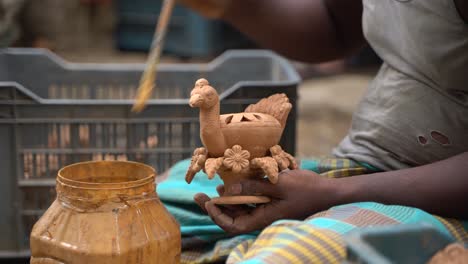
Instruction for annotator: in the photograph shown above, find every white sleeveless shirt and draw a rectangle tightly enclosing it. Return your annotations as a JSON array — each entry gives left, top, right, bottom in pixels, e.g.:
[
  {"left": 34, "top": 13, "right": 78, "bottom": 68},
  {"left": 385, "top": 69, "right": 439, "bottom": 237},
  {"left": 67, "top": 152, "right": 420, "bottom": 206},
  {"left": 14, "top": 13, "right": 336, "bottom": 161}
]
[{"left": 333, "top": 0, "right": 468, "bottom": 170}]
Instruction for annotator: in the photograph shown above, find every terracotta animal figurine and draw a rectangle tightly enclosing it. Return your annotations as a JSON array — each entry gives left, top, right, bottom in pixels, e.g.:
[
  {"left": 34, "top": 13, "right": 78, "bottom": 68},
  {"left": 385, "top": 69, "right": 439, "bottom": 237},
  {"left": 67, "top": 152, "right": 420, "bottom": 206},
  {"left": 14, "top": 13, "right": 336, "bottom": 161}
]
[{"left": 185, "top": 78, "right": 297, "bottom": 204}]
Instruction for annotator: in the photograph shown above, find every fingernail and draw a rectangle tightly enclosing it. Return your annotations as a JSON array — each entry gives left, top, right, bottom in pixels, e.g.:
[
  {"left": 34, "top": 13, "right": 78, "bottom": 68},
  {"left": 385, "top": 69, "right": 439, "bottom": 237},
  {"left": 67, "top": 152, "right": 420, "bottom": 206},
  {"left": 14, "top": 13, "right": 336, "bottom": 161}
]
[{"left": 228, "top": 183, "right": 242, "bottom": 195}]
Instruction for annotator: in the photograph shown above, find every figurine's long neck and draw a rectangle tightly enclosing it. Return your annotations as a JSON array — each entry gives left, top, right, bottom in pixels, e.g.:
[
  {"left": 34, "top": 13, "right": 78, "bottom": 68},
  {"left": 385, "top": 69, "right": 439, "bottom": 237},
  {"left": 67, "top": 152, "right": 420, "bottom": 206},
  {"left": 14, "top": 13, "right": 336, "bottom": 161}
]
[{"left": 200, "top": 101, "right": 227, "bottom": 157}]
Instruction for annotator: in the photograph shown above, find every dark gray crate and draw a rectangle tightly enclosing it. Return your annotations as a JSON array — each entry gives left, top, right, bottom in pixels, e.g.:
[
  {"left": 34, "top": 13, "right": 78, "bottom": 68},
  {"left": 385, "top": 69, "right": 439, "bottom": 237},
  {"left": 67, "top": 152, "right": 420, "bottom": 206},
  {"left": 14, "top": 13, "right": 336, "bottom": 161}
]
[{"left": 0, "top": 48, "right": 300, "bottom": 255}]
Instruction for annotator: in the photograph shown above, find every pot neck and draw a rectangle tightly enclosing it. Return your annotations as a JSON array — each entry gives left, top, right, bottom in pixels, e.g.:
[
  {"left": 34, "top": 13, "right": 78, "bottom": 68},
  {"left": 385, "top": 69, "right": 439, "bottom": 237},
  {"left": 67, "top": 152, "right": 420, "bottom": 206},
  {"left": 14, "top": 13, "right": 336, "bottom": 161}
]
[{"left": 56, "top": 161, "right": 156, "bottom": 205}]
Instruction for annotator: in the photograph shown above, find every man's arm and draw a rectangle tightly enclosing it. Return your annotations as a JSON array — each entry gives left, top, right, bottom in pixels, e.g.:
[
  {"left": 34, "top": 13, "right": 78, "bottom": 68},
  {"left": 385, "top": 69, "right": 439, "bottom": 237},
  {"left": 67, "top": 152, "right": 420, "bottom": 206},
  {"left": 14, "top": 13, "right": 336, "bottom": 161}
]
[
  {"left": 196, "top": 152, "right": 468, "bottom": 234},
  {"left": 336, "top": 152, "right": 468, "bottom": 219},
  {"left": 181, "top": 0, "right": 365, "bottom": 62}
]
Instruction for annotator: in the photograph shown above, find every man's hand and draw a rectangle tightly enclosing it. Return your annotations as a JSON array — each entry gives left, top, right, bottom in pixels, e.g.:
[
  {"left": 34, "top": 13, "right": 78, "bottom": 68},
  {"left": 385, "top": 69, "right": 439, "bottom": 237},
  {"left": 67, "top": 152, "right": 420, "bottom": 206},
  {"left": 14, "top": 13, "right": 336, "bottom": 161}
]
[
  {"left": 194, "top": 152, "right": 468, "bottom": 234},
  {"left": 178, "top": 0, "right": 231, "bottom": 19},
  {"left": 194, "top": 170, "right": 336, "bottom": 234}
]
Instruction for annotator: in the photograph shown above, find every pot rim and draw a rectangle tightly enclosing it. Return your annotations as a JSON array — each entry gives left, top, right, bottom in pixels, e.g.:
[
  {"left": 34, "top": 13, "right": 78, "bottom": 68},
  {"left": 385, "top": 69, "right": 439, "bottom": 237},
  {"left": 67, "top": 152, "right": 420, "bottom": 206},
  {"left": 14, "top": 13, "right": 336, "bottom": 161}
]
[{"left": 57, "top": 160, "right": 156, "bottom": 190}]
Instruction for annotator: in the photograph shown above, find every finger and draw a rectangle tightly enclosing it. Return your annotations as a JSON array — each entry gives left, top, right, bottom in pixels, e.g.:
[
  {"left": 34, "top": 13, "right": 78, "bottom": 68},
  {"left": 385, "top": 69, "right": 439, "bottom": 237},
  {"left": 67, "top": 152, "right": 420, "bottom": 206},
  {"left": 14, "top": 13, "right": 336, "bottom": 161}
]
[
  {"left": 205, "top": 201, "right": 237, "bottom": 233},
  {"left": 217, "top": 185, "right": 252, "bottom": 215},
  {"left": 216, "top": 185, "right": 225, "bottom": 196},
  {"left": 225, "top": 179, "right": 280, "bottom": 197},
  {"left": 220, "top": 203, "right": 253, "bottom": 218},
  {"left": 286, "top": 153, "right": 298, "bottom": 170},
  {"left": 234, "top": 201, "right": 285, "bottom": 233},
  {"left": 194, "top": 193, "right": 211, "bottom": 213},
  {"left": 215, "top": 184, "right": 251, "bottom": 215},
  {"left": 205, "top": 201, "right": 256, "bottom": 234},
  {"left": 206, "top": 201, "right": 277, "bottom": 234}
]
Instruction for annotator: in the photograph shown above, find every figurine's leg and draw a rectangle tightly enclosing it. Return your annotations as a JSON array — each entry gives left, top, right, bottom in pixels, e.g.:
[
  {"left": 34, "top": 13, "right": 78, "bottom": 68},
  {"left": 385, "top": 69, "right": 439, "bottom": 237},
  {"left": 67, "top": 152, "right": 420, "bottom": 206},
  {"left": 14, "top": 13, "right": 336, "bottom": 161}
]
[
  {"left": 205, "top": 157, "right": 224, "bottom": 179},
  {"left": 185, "top": 147, "right": 207, "bottom": 184},
  {"left": 270, "top": 145, "right": 298, "bottom": 171},
  {"left": 283, "top": 151, "right": 298, "bottom": 170},
  {"left": 251, "top": 157, "right": 279, "bottom": 184},
  {"left": 275, "top": 156, "right": 289, "bottom": 171}
]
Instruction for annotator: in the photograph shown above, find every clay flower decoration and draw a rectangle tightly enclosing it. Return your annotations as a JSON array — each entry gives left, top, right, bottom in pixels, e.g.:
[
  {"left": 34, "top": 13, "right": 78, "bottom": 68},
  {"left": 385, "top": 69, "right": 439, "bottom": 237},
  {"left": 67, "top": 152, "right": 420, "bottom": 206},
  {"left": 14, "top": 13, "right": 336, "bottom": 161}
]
[{"left": 223, "top": 145, "right": 250, "bottom": 173}]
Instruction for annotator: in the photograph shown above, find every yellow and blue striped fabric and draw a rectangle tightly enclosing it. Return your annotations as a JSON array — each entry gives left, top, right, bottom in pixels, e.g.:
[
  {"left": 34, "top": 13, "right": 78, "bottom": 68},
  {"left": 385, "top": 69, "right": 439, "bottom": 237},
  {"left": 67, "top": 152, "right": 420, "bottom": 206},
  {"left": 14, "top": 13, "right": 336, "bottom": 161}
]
[
  {"left": 158, "top": 159, "right": 468, "bottom": 264},
  {"left": 227, "top": 203, "right": 467, "bottom": 264}
]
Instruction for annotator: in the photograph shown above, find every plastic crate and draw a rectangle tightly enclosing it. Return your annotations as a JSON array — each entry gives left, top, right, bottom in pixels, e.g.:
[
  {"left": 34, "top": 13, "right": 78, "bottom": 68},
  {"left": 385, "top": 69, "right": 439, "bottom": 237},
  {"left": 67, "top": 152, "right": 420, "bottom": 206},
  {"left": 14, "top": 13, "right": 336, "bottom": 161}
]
[
  {"left": 345, "top": 223, "right": 459, "bottom": 264},
  {"left": 0, "top": 48, "right": 299, "bottom": 256},
  {"left": 115, "top": 0, "right": 254, "bottom": 57}
]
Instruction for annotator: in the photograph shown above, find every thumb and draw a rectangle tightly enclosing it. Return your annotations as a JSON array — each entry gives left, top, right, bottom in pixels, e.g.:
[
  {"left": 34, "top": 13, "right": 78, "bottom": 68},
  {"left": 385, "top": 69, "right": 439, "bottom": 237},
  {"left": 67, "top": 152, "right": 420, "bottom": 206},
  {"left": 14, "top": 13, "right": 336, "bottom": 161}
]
[
  {"left": 225, "top": 179, "right": 281, "bottom": 197},
  {"left": 194, "top": 193, "right": 211, "bottom": 213}
]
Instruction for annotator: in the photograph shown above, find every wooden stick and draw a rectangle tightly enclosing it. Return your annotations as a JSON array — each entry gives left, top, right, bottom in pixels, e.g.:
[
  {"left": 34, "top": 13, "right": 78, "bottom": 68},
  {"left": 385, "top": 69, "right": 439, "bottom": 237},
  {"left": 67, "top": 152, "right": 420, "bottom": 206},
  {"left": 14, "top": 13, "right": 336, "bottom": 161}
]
[{"left": 132, "top": 0, "right": 176, "bottom": 113}]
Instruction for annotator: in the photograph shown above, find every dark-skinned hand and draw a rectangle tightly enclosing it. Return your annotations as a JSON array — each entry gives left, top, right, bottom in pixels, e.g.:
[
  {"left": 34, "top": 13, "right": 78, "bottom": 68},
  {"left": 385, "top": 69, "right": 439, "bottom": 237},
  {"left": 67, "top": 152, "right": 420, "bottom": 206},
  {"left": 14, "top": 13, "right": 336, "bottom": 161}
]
[{"left": 194, "top": 170, "right": 337, "bottom": 235}]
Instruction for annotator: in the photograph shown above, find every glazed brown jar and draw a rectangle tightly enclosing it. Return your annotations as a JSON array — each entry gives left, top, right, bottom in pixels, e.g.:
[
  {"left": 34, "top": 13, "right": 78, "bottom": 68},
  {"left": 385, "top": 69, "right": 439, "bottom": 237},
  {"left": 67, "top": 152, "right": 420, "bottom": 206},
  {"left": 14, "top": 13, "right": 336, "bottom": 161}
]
[{"left": 30, "top": 161, "right": 180, "bottom": 263}]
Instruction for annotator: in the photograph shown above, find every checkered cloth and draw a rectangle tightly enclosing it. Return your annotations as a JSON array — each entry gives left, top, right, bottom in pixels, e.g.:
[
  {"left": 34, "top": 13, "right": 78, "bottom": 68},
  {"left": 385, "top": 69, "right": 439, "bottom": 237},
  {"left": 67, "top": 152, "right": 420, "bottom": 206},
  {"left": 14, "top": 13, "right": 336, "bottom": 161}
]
[{"left": 158, "top": 159, "right": 468, "bottom": 264}]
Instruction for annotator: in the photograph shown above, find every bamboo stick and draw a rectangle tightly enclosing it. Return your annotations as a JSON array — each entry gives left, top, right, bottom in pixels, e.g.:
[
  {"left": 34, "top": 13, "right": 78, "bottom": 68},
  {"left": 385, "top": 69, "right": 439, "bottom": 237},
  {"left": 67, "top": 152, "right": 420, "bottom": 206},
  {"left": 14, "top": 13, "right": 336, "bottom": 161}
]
[{"left": 132, "top": 0, "right": 176, "bottom": 112}]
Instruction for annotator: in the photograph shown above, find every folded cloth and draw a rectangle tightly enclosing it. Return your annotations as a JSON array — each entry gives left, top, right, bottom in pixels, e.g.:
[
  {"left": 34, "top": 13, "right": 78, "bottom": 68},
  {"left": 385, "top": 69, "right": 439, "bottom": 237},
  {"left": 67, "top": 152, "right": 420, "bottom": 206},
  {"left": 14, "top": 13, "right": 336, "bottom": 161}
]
[{"left": 157, "top": 159, "right": 468, "bottom": 264}]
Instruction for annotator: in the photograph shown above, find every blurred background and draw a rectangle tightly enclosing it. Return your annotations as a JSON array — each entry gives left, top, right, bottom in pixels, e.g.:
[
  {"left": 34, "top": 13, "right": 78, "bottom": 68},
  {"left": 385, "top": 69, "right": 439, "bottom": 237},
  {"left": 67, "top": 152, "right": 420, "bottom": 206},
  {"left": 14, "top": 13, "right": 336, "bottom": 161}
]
[
  {"left": 1, "top": 0, "right": 383, "bottom": 258},
  {"left": 2, "top": 0, "right": 381, "bottom": 159}
]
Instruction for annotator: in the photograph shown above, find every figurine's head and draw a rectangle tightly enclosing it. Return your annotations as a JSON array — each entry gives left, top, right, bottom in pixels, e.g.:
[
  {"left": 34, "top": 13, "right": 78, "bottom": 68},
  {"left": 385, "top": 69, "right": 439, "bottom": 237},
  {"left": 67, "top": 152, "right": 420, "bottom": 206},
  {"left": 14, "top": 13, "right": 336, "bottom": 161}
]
[{"left": 189, "top": 78, "right": 219, "bottom": 109}]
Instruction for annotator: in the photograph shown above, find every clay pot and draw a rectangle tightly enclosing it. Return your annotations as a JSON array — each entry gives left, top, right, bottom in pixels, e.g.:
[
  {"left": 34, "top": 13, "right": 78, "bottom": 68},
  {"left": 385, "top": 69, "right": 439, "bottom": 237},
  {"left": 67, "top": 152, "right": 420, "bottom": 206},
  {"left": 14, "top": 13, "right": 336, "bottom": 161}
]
[
  {"left": 30, "top": 161, "right": 180, "bottom": 264},
  {"left": 219, "top": 113, "right": 283, "bottom": 158}
]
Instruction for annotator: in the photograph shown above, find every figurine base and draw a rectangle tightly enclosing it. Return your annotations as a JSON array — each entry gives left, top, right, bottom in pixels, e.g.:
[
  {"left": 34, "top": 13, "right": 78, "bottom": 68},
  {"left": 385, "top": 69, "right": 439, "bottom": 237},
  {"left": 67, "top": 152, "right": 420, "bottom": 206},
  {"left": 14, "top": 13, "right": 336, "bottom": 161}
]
[{"left": 211, "top": 195, "right": 271, "bottom": 205}]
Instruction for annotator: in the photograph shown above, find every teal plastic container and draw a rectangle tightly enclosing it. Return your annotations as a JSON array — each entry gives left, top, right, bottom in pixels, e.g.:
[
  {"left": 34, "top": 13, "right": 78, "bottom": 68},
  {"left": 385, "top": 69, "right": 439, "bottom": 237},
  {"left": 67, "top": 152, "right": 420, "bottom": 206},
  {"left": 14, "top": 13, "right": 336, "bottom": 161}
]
[{"left": 345, "top": 223, "right": 459, "bottom": 264}]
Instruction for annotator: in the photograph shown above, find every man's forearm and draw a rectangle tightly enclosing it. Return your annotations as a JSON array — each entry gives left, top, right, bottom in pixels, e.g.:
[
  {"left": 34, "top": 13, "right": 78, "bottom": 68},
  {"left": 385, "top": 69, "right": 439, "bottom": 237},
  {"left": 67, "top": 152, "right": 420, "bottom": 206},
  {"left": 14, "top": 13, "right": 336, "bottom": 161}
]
[
  {"left": 222, "top": 0, "right": 365, "bottom": 62},
  {"left": 332, "top": 152, "right": 468, "bottom": 219}
]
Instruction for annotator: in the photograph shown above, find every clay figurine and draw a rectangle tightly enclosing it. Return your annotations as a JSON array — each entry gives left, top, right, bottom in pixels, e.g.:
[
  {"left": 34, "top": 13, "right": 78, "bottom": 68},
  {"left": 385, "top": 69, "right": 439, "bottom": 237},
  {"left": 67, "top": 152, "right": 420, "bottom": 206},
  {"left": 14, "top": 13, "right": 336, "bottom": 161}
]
[{"left": 185, "top": 78, "right": 298, "bottom": 204}]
